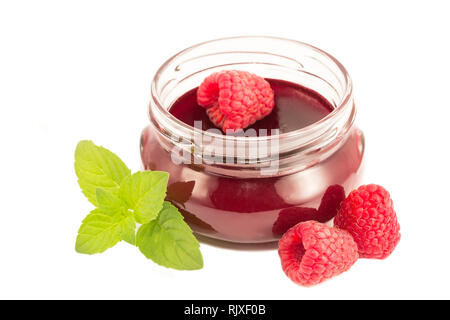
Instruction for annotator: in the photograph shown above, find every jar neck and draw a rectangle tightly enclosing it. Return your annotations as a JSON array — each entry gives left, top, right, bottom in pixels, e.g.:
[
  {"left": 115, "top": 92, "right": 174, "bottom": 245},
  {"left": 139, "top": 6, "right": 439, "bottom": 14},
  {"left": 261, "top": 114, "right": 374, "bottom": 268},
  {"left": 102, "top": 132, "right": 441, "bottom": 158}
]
[{"left": 148, "top": 36, "right": 355, "bottom": 178}]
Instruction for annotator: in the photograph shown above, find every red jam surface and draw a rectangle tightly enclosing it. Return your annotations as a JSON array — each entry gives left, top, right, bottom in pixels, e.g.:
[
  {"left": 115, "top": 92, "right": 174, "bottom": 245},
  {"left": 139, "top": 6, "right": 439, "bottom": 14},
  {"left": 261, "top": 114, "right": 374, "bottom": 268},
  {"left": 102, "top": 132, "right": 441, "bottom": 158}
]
[
  {"left": 169, "top": 79, "right": 334, "bottom": 134},
  {"left": 141, "top": 79, "right": 364, "bottom": 243}
]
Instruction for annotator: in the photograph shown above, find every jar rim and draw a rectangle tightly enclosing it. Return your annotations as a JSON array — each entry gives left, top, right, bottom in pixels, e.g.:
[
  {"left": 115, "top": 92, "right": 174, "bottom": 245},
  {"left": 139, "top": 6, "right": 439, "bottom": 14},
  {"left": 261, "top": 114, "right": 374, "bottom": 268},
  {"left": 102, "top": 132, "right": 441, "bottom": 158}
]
[{"left": 150, "top": 35, "right": 353, "bottom": 143}]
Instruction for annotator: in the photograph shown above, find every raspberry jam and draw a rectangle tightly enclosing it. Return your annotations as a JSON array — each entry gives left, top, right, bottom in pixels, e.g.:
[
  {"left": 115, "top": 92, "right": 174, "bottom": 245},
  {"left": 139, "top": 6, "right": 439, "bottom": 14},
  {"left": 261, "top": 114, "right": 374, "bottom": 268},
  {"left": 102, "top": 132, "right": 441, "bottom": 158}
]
[
  {"left": 141, "top": 37, "right": 365, "bottom": 243},
  {"left": 169, "top": 79, "right": 334, "bottom": 135}
]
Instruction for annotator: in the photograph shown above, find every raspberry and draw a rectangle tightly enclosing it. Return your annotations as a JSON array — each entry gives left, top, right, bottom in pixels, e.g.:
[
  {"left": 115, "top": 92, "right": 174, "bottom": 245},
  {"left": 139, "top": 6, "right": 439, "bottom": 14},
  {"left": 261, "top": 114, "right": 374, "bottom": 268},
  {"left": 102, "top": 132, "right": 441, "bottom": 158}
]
[
  {"left": 334, "top": 184, "right": 401, "bottom": 259},
  {"left": 278, "top": 221, "right": 359, "bottom": 286},
  {"left": 272, "top": 185, "right": 345, "bottom": 235},
  {"left": 197, "top": 70, "right": 274, "bottom": 131}
]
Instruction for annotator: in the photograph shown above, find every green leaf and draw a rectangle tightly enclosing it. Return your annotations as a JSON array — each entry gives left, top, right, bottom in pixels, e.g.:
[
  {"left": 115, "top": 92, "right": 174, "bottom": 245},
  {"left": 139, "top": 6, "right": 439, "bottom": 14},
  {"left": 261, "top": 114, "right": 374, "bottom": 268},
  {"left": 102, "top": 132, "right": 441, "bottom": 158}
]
[
  {"left": 75, "top": 140, "right": 131, "bottom": 206},
  {"left": 75, "top": 190, "right": 137, "bottom": 254},
  {"left": 75, "top": 208, "right": 122, "bottom": 254},
  {"left": 96, "top": 188, "right": 136, "bottom": 245},
  {"left": 136, "top": 202, "right": 203, "bottom": 270},
  {"left": 118, "top": 214, "right": 136, "bottom": 246},
  {"left": 120, "top": 171, "right": 169, "bottom": 224},
  {"left": 96, "top": 188, "right": 124, "bottom": 211}
]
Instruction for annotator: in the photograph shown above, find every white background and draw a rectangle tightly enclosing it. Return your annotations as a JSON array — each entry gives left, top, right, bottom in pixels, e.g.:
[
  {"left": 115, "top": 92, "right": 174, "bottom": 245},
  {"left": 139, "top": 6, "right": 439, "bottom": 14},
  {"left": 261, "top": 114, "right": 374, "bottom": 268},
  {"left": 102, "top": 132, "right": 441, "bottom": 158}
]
[{"left": 1, "top": 0, "right": 449, "bottom": 299}]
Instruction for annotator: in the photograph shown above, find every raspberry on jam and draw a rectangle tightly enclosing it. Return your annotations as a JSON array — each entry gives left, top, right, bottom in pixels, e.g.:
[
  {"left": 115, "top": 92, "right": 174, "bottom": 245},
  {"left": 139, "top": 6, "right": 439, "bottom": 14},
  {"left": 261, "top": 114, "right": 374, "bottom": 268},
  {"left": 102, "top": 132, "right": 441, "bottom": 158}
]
[{"left": 197, "top": 70, "right": 274, "bottom": 132}]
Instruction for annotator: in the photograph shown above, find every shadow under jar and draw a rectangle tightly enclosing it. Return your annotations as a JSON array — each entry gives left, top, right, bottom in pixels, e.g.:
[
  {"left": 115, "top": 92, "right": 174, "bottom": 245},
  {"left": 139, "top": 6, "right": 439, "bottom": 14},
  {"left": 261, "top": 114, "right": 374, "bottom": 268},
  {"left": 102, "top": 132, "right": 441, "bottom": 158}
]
[{"left": 141, "top": 37, "right": 365, "bottom": 243}]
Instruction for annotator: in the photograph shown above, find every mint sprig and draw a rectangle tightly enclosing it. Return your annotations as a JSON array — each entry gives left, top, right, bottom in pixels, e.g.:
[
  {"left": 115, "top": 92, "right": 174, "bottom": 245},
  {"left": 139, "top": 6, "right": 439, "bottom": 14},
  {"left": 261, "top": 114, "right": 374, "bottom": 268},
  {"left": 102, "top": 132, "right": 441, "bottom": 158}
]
[{"left": 74, "top": 140, "right": 203, "bottom": 270}]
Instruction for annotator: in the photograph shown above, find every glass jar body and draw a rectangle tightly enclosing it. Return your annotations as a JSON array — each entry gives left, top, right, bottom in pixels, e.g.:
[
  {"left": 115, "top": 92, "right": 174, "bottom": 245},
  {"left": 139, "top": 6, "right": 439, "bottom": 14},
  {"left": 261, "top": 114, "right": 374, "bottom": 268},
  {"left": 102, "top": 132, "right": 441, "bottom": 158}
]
[{"left": 141, "top": 125, "right": 364, "bottom": 243}]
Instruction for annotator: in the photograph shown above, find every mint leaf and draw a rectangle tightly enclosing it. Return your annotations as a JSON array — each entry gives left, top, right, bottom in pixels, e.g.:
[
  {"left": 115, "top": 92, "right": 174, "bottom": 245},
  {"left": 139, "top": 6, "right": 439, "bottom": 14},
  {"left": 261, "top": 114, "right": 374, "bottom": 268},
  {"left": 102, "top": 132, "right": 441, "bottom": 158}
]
[
  {"left": 75, "top": 208, "right": 122, "bottom": 254},
  {"left": 75, "top": 140, "right": 131, "bottom": 206},
  {"left": 76, "top": 189, "right": 136, "bottom": 253},
  {"left": 120, "top": 171, "right": 169, "bottom": 224},
  {"left": 117, "top": 214, "right": 136, "bottom": 246},
  {"left": 96, "top": 188, "right": 125, "bottom": 212},
  {"left": 96, "top": 188, "right": 136, "bottom": 245},
  {"left": 136, "top": 202, "right": 203, "bottom": 270}
]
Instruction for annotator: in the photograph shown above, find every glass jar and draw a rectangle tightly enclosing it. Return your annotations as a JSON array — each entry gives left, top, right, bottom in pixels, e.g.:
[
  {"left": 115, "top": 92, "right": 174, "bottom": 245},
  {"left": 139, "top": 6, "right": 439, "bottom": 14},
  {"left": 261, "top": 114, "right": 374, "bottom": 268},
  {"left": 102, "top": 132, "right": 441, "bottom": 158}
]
[{"left": 141, "top": 36, "right": 364, "bottom": 243}]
